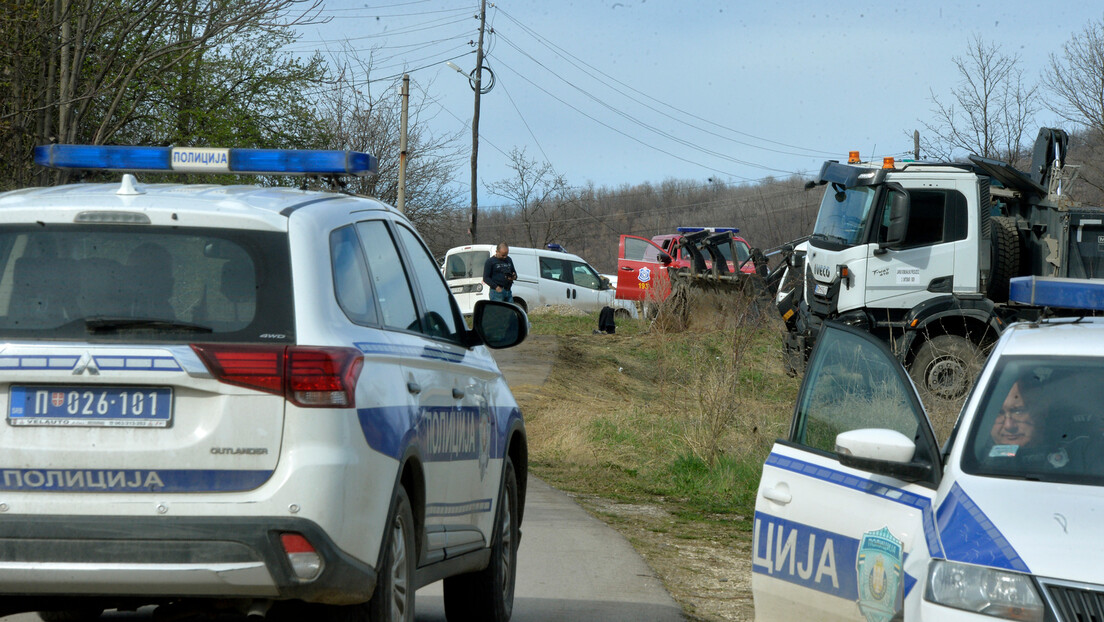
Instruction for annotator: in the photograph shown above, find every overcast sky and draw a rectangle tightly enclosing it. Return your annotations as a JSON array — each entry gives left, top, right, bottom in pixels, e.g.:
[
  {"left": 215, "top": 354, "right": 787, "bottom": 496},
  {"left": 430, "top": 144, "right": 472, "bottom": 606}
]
[{"left": 291, "top": 1, "right": 1103, "bottom": 204}]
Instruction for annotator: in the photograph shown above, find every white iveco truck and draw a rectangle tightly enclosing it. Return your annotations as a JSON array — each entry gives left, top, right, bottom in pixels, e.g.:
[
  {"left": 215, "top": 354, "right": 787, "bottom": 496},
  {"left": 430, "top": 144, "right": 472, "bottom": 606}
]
[{"left": 781, "top": 128, "right": 1104, "bottom": 402}]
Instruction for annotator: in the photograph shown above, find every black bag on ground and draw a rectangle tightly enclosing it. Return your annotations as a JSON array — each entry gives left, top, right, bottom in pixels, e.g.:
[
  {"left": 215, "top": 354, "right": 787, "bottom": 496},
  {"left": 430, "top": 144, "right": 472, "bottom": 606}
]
[{"left": 597, "top": 306, "right": 616, "bottom": 334}]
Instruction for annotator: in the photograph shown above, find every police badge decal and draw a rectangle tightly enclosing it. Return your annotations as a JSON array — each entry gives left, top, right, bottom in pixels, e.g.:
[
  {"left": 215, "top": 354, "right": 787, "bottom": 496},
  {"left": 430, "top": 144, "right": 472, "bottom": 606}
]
[{"left": 856, "top": 527, "right": 903, "bottom": 622}]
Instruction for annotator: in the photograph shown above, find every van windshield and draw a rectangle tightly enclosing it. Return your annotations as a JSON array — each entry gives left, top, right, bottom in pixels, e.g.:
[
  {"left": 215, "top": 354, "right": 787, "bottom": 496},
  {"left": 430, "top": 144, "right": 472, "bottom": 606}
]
[{"left": 444, "top": 251, "right": 489, "bottom": 280}]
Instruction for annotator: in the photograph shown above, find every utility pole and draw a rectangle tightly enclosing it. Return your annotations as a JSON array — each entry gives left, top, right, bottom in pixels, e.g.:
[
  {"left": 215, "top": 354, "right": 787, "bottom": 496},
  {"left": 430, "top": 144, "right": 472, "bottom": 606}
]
[
  {"left": 469, "top": 0, "right": 487, "bottom": 244},
  {"left": 397, "top": 73, "right": 409, "bottom": 213}
]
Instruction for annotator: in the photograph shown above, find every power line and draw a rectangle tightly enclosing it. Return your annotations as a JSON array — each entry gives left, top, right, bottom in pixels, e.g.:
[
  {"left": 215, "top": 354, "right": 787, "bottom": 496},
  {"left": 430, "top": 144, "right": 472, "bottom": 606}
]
[{"left": 494, "top": 6, "right": 838, "bottom": 159}]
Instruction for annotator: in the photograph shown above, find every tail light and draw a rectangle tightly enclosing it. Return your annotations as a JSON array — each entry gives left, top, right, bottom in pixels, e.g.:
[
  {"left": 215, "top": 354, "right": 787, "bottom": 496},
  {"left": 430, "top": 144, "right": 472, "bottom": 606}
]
[
  {"left": 280, "top": 532, "right": 323, "bottom": 580},
  {"left": 191, "top": 344, "right": 363, "bottom": 407}
]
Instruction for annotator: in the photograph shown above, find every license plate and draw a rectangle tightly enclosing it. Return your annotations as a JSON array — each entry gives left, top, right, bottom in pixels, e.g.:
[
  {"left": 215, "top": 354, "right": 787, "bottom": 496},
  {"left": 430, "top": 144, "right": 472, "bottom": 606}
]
[
  {"left": 8, "top": 386, "right": 172, "bottom": 428},
  {"left": 814, "top": 283, "right": 829, "bottom": 296}
]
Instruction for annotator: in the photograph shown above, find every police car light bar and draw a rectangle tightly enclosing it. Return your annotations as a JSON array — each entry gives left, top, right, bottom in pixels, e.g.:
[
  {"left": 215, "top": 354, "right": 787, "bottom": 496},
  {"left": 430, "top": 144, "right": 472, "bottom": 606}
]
[
  {"left": 34, "top": 145, "right": 378, "bottom": 177},
  {"left": 676, "top": 226, "right": 740, "bottom": 234},
  {"left": 1009, "top": 276, "right": 1104, "bottom": 311}
]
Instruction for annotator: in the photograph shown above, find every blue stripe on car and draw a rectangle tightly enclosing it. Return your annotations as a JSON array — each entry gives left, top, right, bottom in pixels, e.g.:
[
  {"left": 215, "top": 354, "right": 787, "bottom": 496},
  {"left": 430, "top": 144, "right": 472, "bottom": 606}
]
[{"left": 936, "top": 482, "right": 1029, "bottom": 573}]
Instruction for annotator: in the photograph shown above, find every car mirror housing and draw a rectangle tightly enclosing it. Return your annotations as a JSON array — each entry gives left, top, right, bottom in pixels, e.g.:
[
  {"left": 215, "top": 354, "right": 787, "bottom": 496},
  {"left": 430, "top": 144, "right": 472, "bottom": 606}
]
[{"left": 470, "top": 300, "right": 529, "bottom": 349}]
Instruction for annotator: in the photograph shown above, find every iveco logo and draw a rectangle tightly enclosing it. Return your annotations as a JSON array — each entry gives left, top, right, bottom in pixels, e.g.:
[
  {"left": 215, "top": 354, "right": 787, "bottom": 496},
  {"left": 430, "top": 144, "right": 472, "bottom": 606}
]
[{"left": 813, "top": 264, "right": 831, "bottom": 279}]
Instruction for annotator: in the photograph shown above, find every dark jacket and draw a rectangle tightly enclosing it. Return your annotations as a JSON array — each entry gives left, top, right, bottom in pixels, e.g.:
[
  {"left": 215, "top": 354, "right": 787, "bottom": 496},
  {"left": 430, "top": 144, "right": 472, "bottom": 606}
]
[{"left": 483, "top": 255, "right": 517, "bottom": 290}]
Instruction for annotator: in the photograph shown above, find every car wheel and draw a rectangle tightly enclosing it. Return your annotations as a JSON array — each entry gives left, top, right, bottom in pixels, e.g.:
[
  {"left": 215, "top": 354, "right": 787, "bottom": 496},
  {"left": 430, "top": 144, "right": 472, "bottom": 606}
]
[
  {"left": 442, "top": 456, "right": 519, "bottom": 622},
  {"left": 909, "top": 334, "right": 982, "bottom": 402},
  {"left": 512, "top": 298, "right": 528, "bottom": 313},
  {"left": 37, "top": 611, "right": 103, "bottom": 622},
  {"left": 370, "top": 485, "right": 416, "bottom": 622}
]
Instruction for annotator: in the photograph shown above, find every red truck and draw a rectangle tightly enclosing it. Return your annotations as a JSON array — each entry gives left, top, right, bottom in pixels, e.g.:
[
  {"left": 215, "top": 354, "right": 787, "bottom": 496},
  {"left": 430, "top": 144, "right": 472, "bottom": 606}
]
[{"left": 615, "top": 227, "right": 755, "bottom": 302}]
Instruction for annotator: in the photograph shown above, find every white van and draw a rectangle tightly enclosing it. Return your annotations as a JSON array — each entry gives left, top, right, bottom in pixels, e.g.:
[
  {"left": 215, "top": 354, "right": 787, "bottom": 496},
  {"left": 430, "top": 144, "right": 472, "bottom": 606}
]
[{"left": 443, "top": 244, "right": 635, "bottom": 317}]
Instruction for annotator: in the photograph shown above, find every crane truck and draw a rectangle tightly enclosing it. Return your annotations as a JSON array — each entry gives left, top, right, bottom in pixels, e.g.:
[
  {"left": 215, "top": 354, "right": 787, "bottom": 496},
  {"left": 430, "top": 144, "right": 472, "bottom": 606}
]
[{"left": 779, "top": 127, "right": 1104, "bottom": 403}]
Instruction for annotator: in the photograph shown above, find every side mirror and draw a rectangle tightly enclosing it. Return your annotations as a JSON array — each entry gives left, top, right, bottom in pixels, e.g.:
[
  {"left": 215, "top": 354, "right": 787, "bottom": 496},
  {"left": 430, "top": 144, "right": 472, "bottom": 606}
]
[
  {"left": 835, "top": 428, "right": 931, "bottom": 482},
  {"left": 600, "top": 276, "right": 612, "bottom": 290},
  {"left": 470, "top": 299, "right": 529, "bottom": 349},
  {"left": 883, "top": 187, "right": 910, "bottom": 248},
  {"left": 658, "top": 252, "right": 673, "bottom": 266}
]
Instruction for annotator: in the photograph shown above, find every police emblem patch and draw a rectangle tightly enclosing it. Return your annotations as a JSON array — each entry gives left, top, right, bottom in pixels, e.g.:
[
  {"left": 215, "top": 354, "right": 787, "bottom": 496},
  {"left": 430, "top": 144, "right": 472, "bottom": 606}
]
[
  {"left": 856, "top": 526, "right": 902, "bottom": 622},
  {"left": 638, "top": 267, "right": 651, "bottom": 283}
]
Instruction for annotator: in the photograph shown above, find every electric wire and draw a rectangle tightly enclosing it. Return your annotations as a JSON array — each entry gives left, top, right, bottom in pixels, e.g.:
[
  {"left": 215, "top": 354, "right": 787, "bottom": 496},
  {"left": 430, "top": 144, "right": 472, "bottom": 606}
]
[{"left": 494, "top": 6, "right": 838, "bottom": 158}]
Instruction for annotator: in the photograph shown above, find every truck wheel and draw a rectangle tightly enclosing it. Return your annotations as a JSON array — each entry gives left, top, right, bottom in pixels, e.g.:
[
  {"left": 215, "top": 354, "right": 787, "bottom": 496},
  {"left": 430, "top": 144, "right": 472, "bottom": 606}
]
[
  {"left": 988, "top": 216, "right": 1022, "bottom": 302},
  {"left": 442, "top": 457, "right": 519, "bottom": 622},
  {"left": 909, "top": 335, "right": 981, "bottom": 402}
]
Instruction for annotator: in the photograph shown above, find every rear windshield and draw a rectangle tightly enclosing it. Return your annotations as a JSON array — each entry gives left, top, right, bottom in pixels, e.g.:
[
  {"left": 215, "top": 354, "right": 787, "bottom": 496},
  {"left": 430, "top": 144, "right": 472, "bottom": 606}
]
[
  {"left": 0, "top": 225, "right": 293, "bottom": 343},
  {"left": 444, "top": 250, "right": 489, "bottom": 280}
]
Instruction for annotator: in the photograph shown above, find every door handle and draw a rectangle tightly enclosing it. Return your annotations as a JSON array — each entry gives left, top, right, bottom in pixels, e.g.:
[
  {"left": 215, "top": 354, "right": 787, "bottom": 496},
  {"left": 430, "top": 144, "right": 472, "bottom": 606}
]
[
  {"left": 620, "top": 266, "right": 634, "bottom": 271},
  {"left": 452, "top": 388, "right": 465, "bottom": 399},
  {"left": 762, "top": 486, "right": 791, "bottom": 505},
  {"left": 407, "top": 381, "right": 422, "bottom": 395}
]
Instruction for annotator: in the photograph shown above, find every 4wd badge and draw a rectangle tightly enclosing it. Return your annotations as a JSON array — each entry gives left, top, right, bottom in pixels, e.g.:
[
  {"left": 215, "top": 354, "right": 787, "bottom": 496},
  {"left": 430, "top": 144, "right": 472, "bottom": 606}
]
[
  {"left": 638, "top": 267, "right": 652, "bottom": 283},
  {"left": 856, "top": 526, "right": 902, "bottom": 622}
]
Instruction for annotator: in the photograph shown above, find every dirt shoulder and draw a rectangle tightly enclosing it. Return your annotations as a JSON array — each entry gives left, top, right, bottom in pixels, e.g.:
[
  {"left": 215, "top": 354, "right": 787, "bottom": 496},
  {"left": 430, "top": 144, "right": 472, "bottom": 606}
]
[{"left": 497, "top": 330, "right": 758, "bottom": 622}]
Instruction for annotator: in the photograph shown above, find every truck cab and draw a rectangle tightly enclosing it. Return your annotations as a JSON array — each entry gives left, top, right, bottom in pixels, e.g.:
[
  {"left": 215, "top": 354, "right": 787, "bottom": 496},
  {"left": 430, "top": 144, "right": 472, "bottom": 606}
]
[{"left": 785, "top": 131, "right": 1104, "bottom": 404}]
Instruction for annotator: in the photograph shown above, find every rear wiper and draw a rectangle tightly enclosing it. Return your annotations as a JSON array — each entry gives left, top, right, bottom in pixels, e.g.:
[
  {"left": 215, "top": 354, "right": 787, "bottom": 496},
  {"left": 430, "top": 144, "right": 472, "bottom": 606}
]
[{"left": 85, "top": 317, "right": 214, "bottom": 334}]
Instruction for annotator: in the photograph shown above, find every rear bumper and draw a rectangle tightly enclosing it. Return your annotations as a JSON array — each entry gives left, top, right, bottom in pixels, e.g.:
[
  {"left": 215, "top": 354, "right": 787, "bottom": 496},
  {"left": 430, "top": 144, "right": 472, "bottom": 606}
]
[{"left": 0, "top": 514, "right": 376, "bottom": 604}]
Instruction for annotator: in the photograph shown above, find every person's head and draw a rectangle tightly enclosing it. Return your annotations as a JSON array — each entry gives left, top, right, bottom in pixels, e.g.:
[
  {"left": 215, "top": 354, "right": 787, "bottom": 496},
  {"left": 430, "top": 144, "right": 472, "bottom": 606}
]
[
  {"left": 495, "top": 243, "right": 509, "bottom": 258},
  {"left": 990, "top": 380, "right": 1043, "bottom": 448}
]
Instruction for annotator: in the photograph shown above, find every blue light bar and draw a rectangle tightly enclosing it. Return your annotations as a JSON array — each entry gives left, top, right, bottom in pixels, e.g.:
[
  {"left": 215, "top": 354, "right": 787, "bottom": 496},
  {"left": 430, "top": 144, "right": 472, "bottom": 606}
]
[
  {"left": 34, "top": 145, "right": 378, "bottom": 177},
  {"left": 1009, "top": 276, "right": 1104, "bottom": 311},
  {"left": 676, "top": 226, "right": 740, "bottom": 234},
  {"left": 546, "top": 243, "right": 566, "bottom": 252}
]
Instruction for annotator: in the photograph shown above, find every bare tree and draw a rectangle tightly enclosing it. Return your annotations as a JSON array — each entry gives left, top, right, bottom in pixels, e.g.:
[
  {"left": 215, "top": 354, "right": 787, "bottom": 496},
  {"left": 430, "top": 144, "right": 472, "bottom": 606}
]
[
  {"left": 920, "top": 35, "right": 1040, "bottom": 165},
  {"left": 1044, "top": 17, "right": 1104, "bottom": 135},
  {"left": 485, "top": 147, "right": 571, "bottom": 248},
  {"left": 316, "top": 52, "right": 466, "bottom": 248}
]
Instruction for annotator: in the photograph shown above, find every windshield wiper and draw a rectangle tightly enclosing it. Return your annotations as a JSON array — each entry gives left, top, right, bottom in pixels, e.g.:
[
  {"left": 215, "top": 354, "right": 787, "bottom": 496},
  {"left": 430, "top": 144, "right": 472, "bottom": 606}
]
[
  {"left": 85, "top": 317, "right": 214, "bottom": 334},
  {"left": 810, "top": 232, "right": 850, "bottom": 245}
]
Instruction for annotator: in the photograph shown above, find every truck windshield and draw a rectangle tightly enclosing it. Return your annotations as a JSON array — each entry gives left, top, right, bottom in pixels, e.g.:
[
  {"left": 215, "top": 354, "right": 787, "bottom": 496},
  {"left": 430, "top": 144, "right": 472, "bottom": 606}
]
[
  {"left": 811, "top": 185, "right": 876, "bottom": 247},
  {"left": 961, "top": 356, "right": 1104, "bottom": 486}
]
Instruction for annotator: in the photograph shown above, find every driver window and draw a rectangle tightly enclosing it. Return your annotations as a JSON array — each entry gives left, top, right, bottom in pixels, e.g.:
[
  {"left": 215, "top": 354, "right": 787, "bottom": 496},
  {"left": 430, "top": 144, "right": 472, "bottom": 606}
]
[
  {"left": 393, "top": 224, "right": 462, "bottom": 341},
  {"left": 624, "top": 237, "right": 663, "bottom": 263},
  {"left": 569, "top": 261, "right": 601, "bottom": 289},
  {"left": 793, "top": 327, "right": 929, "bottom": 461},
  {"left": 879, "top": 189, "right": 967, "bottom": 247}
]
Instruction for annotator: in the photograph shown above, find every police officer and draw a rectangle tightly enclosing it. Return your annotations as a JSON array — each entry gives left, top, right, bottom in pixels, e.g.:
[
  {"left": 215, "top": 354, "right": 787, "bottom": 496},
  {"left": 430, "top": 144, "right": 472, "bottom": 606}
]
[{"left": 483, "top": 242, "right": 517, "bottom": 303}]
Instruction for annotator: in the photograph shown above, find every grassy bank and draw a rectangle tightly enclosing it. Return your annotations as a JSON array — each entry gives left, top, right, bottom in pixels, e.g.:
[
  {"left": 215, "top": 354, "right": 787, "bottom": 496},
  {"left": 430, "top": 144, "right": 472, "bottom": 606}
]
[{"left": 522, "top": 301, "right": 800, "bottom": 532}]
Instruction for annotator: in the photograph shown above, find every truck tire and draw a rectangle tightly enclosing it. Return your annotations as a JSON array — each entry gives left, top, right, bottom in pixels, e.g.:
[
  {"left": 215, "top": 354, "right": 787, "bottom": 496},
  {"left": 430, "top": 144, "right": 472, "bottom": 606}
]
[
  {"left": 988, "top": 217, "right": 1022, "bottom": 302},
  {"left": 442, "top": 457, "right": 519, "bottom": 622},
  {"left": 909, "top": 335, "right": 982, "bottom": 402}
]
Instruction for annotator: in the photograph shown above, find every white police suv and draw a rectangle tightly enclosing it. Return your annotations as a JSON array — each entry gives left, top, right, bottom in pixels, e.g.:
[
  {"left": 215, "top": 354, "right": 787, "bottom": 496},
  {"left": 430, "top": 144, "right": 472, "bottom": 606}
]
[
  {"left": 754, "top": 277, "right": 1104, "bottom": 622},
  {"left": 0, "top": 145, "right": 528, "bottom": 622}
]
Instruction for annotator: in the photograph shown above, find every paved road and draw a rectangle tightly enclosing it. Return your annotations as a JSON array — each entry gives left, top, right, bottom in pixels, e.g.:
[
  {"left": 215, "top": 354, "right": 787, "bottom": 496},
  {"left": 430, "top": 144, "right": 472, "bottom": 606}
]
[{"left": 2, "top": 478, "right": 682, "bottom": 622}]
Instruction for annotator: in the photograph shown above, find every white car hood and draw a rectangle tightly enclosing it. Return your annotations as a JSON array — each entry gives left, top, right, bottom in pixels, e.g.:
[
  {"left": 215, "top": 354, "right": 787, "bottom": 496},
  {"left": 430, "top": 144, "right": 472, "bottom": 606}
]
[{"left": 937, "top": 477, "right": 1104, "bottom": 583}]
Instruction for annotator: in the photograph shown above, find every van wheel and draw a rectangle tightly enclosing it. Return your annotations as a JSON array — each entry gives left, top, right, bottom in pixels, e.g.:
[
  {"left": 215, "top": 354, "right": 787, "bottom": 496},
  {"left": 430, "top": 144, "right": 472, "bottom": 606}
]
[
  {"left": 442, "top": 457, "right": 519, "bottom": 622},
  {"left": 512, "top": 298, "right": 528, "bottom": 313},
  {"left": 614, "top": 308, "right": 631, "bottom": 320}
]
